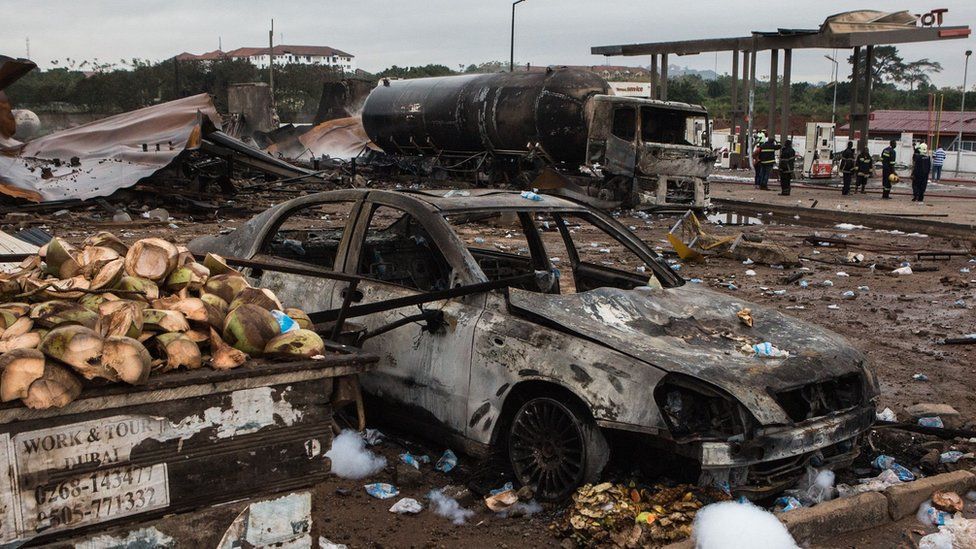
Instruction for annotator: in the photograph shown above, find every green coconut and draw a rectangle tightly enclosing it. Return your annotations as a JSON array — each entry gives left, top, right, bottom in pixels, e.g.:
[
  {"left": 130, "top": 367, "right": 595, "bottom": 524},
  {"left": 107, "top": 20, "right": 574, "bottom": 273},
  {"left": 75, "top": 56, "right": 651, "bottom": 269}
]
[
  {"left": 200, "top": 293, "right": 229, "bottom": 314},
  {"left": 142, "top": 309, "right": 189, "bottom": 333},
  {"left": 39, "top": 325, "right": 113, "bottom": 380},
  {"left": 117, "top": 276, "right": 160, "bottom": 301},
  {"left": 283, "top": 308, "right": 313, "bottom": 330},
  {"left": 208, "top": 328, "right": 248, "bottom": 370},
  {"left": 79, "top": 293, "right": 110, "bottom": 312},
  {"left": 203, "top": 253, "right": 238, "bottom": 276},
  {"left": 96, "top": 301, "right": 144, "bottom": 338},
  {"left": 204, "top": 273, "right": 249, "bottom": 304},
  {"left": 90, "top": 258, "right": 125, "bottom": 290},
  {"left": 44, "top": 237, "right": 75, "bottom": 277},
  {"left": 264, "top": 329, "right": 325, "bottom": 359},
  {"left": 0, "top": 302, "right": 31, "bottom": 318},
  {"left": 101, "top": 336, "right": 152, "bottom": 385},
  {"left": 154, "top": 332, "right": 202, "bottom": 371},
  {"left": 31, "top": 301, "right": 98, "bottom": 330},
  {"left": 222, "top": 303, "right": 279, "bottom": 355},
  {"left": 229, "top": 287, "right": 282, "bottom": 313}
]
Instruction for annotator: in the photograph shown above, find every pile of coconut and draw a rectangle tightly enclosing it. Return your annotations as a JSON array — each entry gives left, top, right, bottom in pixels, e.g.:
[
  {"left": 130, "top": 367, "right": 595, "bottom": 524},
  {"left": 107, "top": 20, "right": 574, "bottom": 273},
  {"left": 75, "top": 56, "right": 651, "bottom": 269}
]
[{"left": 0, "top": 232, "right": 325, "bottom": 410}]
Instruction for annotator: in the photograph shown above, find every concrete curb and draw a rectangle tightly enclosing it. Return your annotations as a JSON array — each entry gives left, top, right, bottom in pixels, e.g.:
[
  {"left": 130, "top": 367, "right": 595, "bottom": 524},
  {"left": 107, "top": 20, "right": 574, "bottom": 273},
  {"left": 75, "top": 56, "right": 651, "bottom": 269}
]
[
  {"left": 662, "top": 469, "right": 976, "bottom": 548},
  {"left": 713, "top": 198, "right": 976, "bottom": 242}
]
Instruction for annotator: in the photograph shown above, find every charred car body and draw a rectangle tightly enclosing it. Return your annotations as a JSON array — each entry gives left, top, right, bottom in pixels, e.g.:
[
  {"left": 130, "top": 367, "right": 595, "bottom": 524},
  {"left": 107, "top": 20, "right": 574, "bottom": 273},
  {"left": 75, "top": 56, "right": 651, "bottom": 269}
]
[
  {"left": 190, "top": 189, "right": 877, "bottom": 499},
  {"left": 362, "top": 69, "right": 714, "bottom": 210}
]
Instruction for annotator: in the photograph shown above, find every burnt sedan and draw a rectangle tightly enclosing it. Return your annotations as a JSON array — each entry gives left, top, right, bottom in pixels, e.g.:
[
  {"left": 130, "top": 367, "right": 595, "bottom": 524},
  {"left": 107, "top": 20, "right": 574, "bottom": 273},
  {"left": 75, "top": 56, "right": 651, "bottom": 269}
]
[{"left": 189, "top": 189, "right": 878, "bottom": 500}]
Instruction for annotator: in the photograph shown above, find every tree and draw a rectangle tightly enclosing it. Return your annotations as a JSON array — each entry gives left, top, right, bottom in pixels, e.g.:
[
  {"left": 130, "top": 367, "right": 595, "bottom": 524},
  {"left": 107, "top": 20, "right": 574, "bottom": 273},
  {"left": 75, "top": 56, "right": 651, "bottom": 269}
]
[
  {"left": 847, "top": 45, "right": 905, "bottom": 87},
  {"left": 376, "top": 64, "right": 455, "bottom": 79},
  {"left": 464, "top": 61, "right": 508, "bottom": 74},
  {"left": 897, "top": 59, "right": 943, "bottom": 92}
]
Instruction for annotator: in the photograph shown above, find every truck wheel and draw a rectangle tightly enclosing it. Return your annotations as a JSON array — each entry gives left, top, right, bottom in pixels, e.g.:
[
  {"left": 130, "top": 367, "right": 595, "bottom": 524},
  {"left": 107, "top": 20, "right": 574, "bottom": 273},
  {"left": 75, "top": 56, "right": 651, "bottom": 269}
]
[{"left": 508, "top": 396, "right": 609, "bottom": 500}]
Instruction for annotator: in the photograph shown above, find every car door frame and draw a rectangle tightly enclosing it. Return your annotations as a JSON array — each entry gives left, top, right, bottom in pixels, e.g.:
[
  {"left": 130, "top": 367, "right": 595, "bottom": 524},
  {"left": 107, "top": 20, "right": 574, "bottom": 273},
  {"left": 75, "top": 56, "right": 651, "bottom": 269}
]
[{"left": 340, "top": 191, "right": 490, "bottom": 437}]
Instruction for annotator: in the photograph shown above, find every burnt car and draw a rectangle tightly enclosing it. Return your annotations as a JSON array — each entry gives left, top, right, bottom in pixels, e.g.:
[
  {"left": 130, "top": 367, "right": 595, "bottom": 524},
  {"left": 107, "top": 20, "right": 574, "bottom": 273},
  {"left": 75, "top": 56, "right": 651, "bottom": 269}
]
[{"left": 189, "top": 189, "right": 878, "bottom": 499}]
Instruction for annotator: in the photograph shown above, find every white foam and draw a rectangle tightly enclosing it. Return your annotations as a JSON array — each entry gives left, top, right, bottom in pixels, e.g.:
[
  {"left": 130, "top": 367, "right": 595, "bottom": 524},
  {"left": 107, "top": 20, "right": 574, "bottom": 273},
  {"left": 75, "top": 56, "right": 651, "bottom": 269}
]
[
  {"left": 325, "top": 430, "right": 387, "bottom": 479},
  {"left": 693, "top": 501, "right": 798, "bottom": 549},
  {"left": 428, "top": 489, "right": 475, "bottom": 525}
]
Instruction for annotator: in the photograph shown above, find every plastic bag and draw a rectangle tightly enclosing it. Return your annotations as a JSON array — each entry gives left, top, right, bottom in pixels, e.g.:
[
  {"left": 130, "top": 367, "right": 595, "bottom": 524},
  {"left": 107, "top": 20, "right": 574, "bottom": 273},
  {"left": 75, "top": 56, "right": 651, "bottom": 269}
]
[
  {"left": 435, "top": 449, "right": 458, "bottom": 472},
  {"left": 389, "top": 497, "right": 423, "bottom": 514},
  {"left": 364, "top": 483, "right": 399, "bottom": 499}
]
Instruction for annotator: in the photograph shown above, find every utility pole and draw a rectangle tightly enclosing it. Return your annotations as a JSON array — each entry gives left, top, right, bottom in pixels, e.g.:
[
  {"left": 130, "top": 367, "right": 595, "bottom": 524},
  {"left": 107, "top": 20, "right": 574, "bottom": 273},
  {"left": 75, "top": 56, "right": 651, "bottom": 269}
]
[
  {"left": 268, "top": 19, "right": 275, "bottom": 96},
  {"left": 955, "top": 50, "right": 972, "bottom": 175},
  {"left": 826, "top": 54, "right": 839, "bottom": 152},
  {"left": 510, "top": 0, "right": 526, "bottom": 72},
  {"left": 25, "top": 37, "right": 30, "bottom": 59}
]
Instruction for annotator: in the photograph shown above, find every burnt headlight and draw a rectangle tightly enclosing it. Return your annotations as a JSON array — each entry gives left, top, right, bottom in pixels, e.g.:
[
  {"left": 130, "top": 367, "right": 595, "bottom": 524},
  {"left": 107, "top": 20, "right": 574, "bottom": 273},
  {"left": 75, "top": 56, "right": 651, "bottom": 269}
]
[{"left": 654, "top": 376, "right": 751, "bottom": 441}]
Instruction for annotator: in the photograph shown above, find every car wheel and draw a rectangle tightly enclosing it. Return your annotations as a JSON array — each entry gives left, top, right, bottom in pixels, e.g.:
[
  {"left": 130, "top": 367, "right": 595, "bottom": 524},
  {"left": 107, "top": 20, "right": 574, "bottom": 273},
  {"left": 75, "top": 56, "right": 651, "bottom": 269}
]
[{"left": 508, "top": 396, "right": 609, "bottom": 500}]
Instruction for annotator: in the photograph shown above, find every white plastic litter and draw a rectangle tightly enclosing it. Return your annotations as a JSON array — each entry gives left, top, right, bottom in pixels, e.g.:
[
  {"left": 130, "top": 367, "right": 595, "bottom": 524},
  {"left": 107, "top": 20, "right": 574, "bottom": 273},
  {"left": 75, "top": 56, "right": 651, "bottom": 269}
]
[
  {"left": 692, "top": 501, "right": 799, "bottom": 549},
  {"left": 745, "top": 269, "right": 757, "bottom": 276},
  {"left": 747, "top": 342, "right": 790, "bottom": 358},
  {"left": 836, "top": 272, "right": 849, "bottom": 277},
  {"left": 363, "top": 428, "right": 384, "bottom": 446},
  {"left": 892, "top": 266, "right": 913, "bottom": 275},
  {"left": 918, "top": 530, "right": 954, "bottom": 549},
  {"left": 427, "top": 489, "right": 475, "bottom": 525},
  {"left": 742, "top": 258, "right": 754, "bottom": 265},
  {"left": 876, "top": 408, "right": 897, "bottom": 422},
  {"left": 389, "top": 498, "right": 423, "bottom": 514},
  {"left": 835, "top": 223, "right": 867, "bottom": 230},
  {"left": 837, "top": 469, "right": 902, "bottom": 497},
  {"left": 822, "top": 280, "right": 834, "bottom": 287},
  {"left": 786, "top": 467, "right": 835, "bottom": 505},
  {"left": 325, "top": 430, "right": 387, "bottom": 480}
]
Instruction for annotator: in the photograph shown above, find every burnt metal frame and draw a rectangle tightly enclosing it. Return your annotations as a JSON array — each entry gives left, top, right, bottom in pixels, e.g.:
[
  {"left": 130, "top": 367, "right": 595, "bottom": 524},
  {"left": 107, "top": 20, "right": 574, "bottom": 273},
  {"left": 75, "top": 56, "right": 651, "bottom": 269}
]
[{"left": 593, "top": 25, "right": 972, "bottom": 150}]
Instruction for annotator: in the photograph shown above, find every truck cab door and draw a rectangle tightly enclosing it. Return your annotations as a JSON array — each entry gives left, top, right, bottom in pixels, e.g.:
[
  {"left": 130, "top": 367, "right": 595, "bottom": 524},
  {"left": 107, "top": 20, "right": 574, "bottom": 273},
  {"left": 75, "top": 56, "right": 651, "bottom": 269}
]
[{"left": 603, "top": 105, "right": 638, "bottom": 176}]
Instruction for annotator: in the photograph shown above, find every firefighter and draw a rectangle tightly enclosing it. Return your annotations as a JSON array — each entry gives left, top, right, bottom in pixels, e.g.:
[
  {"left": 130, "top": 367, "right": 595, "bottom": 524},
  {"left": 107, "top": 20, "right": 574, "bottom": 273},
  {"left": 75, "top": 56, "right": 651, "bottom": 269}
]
[
  {"left": 839, "top": 142, "right": 855, "bottom": 195},
  {"left": 912, "top": 143, "right": 932, "bottom": 202},
  {"left": 855, "top": 147, "right": 873, "bottom": 194},
  {"left": 778, "top": 139, "right": 796, "bottom": 196},
  {"left": 757, "top": 135, "right": 779, "bottom": 191},
  {"left": 880, "top": 139, "right": 896, "bottom": 199},
  {"left": 752, "top": 131, "right": 765, "bottom": 188}
]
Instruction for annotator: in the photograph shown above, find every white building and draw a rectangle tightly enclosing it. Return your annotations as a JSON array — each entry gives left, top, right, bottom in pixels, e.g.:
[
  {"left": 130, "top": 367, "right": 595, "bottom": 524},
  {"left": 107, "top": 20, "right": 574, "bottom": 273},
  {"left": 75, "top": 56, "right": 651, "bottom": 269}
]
[{"left": 175, "top": 45, "right": 355, "bottom": 72}]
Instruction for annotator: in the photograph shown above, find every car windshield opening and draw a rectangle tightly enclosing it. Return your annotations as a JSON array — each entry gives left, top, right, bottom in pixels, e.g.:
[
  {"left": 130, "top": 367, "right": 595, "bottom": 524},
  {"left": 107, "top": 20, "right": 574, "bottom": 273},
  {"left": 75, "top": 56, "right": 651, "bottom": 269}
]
[{"left": 641, "top": 106, "right": 708, "bottom": 147}]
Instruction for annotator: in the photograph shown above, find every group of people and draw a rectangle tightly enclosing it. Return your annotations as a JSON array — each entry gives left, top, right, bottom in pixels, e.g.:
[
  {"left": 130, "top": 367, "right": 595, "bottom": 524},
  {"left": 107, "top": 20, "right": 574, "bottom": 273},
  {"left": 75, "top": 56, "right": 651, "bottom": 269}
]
[
  {"left": 751, "top": 132, "right": 797, "bottom": 196},
  {"left": 753, "top": 132, "right": 948, "bottom": 203}
]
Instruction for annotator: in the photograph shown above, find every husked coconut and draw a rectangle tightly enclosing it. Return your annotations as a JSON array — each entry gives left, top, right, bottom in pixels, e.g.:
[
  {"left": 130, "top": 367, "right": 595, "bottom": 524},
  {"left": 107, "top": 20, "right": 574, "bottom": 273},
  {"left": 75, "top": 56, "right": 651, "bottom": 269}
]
[
  {"left": 90, "top": 258, "right": 125, "bottom": 289},
  {"left": 172, "top": 297, "right": 224, "bottom": 329},
  {"left": 1, "top": 316, "right": 32, "bottom": 340},
  {"left": 154, "top": 332, "right": 202, "bottom": 371},
  {"left": 222, "top": 304, "right": 280, "bottom": 355},
  {"left": 102, "top": 336, "right": 152, "bottom": 384},
  {"left": 204, "top": 273, "right": 249, "bottom": 304},
  {"left": 96, "top": 302, "right": 143, "bottom": 338},
  {"left": 39, "top": 325, "right": 113, "bottom": 380},
  {"left": 142, "top": 309, "right": 189, "bottom": 332},
  {"left": 124, "top": 238, "right": 179, "bottom": 281},
  {"left": 79, "top": 293, "right": 112, "bottom": 312},
  {"left": 117, "top": 276, "right": 160, "bottom": 301},
  {"left": 0, "top": 348, "right": 46, "bottom": 401},
  {"left": 98, "top": 299, "right": 148, "bottom": 316},
  {"left": 23, "top": 362, "right": 82, "bottom": 409},
  {"left": 208, "top": 328, "right": 248, "bottom": 370},
  {"left": 284, "top": 308, "right": 313, "bottom": 330},
  {"left": 0, "top": 302, "right": 31, "bottom": 317},
  {"left": 77, "top": 246, "right": 121, "bottom": 277},
  {"left": 184, "top": 328, "right": 209, "bottom": 343},
  {"left": 83, "top": 231, "right": 128, "bottom": 255},
  {"left": 229, "top": 287, "right": 282, "bottom": 312},
  {"left": 0, "top": 332, "right": 42, "bottom": 353},
  {"left": 164, "top": 263, "right": 208, "bottom": 291},
  {"left": 0, "top": 309, "right": 18, "bottom": 330},
  {"left": 264, "top": 329, "right": 325, "bottom": 359},
  {"left": 203, "top": 253, "right": 238, "bottom": 275}
]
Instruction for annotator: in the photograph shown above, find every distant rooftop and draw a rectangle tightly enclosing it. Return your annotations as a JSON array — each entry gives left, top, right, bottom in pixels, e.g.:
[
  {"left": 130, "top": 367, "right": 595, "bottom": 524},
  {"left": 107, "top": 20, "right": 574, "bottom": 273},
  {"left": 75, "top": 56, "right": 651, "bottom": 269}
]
[
  {"left": 839, "top": 110, "right": 976, "bottom": 135},
  {"left": 175, "top": 45, "right": 353, "bottom": 62}
]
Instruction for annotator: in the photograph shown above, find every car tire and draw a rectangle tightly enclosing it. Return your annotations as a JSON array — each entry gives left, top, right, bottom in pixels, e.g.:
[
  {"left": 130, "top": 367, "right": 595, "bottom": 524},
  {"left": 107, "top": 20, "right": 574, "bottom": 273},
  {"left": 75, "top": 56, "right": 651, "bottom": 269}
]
[{"left": 507, "top": 396, "right": 609, "bottom": 501}]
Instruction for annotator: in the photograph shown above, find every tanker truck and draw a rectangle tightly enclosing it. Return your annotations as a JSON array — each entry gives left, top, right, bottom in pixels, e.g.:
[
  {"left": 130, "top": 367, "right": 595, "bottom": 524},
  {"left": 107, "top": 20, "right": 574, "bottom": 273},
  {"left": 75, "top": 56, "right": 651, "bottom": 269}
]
[{"left": 361, "top": 67, "right": 714, "bottom": 209}]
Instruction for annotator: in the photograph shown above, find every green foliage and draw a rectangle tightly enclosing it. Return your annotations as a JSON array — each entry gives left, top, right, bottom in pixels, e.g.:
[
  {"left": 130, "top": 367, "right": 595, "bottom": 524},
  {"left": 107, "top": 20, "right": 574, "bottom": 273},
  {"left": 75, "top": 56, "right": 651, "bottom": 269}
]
[
  {"left": 464, "top": 61, "right": 509, "bottom": 74},
  {"left": 375, "top": 64, "right": 455, "bottom": 79}
]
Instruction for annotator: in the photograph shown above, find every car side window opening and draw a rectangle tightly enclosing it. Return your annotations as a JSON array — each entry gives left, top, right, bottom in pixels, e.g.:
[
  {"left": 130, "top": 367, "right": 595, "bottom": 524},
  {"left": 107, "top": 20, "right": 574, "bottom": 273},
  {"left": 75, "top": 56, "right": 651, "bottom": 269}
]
[
  {"left": 641, "top": 107, "right": 703, "bottom": 146},
  {"left": 358, "top": 205, "right": 452, "bottom": 291},
  {"left": 536, "top": 212, "right": 662, "bottom": 293},
  {"left": 611, "top": 106, "right": 637, "bottom": 142},
  {"left": 263, "top": 201, "right": 355, "bottom": 270},
  {"left": 443, "top": 211, "right": 552, "bottom": 293}
]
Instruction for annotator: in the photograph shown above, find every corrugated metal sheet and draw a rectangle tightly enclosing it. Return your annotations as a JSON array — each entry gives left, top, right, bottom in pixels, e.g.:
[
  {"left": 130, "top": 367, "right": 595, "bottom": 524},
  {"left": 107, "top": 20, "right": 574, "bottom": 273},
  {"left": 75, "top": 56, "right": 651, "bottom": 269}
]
[
  {"left": 0, "top": 229, "right": 39, "bottom": 272},
  {"left": 840, "top": 110, "right": 976, "bottom": 135},
  {"left": 0, "top": 94, "right": 221, "bottom": 202}
]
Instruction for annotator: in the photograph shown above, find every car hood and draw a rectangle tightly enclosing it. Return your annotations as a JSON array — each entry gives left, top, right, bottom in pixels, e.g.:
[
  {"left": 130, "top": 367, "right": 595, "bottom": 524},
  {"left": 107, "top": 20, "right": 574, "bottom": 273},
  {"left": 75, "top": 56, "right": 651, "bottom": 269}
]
[{"left": 507, "top": 285, "right": 870, "bottom": 424}]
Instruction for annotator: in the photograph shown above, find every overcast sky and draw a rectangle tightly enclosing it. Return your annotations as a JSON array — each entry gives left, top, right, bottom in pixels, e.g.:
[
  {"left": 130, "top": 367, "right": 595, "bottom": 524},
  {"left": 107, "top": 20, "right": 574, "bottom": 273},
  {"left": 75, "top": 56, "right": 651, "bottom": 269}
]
[{"left": 5, "top": 1, "right": 975, "bottom": 87}]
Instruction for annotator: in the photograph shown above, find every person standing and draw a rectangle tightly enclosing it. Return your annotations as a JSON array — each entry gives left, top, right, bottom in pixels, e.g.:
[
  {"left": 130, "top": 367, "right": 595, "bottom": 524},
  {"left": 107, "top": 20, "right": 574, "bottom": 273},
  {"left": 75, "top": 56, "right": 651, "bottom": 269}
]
[
  {"left": 839, "top": 142, "right": 855, "bottom": 195},
  {"left": 757, "top": 135, "right": 779, "bottom": 191},
  {"left": 855, "top": 147, "right": 873, "bottom": 194},
  {"left": 912, "top": 143, "right": 932, "bottom": 202},
  {"left": 880, "top": 139, "right": 896, "bottom": 199},
  {"left": 752, "top": 131, "right": 765, "bottom": 188},
  {"left": 932, "top": 146, "right": 946, "bottom": 181},
  {"left": 778, "top": 139, "right": 796, "bottom": 196}
]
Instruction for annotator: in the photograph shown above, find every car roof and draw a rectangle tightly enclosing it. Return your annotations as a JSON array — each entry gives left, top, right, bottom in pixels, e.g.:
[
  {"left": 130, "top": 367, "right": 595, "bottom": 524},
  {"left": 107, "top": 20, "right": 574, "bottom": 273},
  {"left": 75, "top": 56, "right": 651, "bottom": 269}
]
[{"left": 392, "top": 188, "right": 589, "bottom": 213}]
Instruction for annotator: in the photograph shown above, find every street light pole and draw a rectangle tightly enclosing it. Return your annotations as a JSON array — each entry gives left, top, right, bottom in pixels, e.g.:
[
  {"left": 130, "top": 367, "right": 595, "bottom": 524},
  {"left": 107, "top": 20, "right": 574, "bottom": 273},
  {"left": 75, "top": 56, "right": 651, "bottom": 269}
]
[
  {"left": 826, "top": 54, "right": 839, "bottom": 151},
  {"left": 955, "top": 50, "right": 972, "bottom": 175},
  {"left": 510, "top": 0, "right": 526, "bottom": 72}
]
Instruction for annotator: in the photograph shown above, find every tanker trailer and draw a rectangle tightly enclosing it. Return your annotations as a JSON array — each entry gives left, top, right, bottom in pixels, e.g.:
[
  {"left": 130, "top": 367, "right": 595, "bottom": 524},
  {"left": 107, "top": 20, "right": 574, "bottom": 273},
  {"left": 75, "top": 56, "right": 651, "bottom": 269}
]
[{"left": 362, "top": 67, "right": 714, "bottom": 209}]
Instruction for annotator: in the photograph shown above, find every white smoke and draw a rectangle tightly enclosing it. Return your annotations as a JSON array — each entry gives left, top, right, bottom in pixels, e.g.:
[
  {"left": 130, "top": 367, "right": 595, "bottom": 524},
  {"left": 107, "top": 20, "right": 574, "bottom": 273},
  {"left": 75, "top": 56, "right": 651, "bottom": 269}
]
[
  {"left": 427, "top": 489, "right": 475, "bottom": 525},
  {"left": 693, "top": 501, "right": 799, "bottom": 549},
  {"left": 325, "top": 429, "right": 387, "bottom": 479}
]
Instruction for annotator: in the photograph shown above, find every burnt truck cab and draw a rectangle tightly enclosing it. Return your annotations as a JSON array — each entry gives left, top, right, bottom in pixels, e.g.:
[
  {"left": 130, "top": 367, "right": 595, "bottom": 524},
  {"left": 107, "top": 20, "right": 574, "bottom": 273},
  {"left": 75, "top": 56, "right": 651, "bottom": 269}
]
[{"left": 586, "top": 96, "right": 714, "bottom": 209}]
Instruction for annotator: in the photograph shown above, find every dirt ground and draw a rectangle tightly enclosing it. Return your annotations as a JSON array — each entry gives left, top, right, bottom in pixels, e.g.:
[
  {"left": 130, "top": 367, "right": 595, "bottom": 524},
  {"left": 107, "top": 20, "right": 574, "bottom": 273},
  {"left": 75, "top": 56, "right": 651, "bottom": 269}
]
[{"left": 5, "top": 177, "right": 975, "bottom": 548}]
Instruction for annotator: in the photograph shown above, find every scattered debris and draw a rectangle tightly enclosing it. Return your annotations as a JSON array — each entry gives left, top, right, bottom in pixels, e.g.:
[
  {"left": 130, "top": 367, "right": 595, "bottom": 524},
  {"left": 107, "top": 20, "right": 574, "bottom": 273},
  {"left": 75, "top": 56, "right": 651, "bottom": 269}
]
[
  {"left": 364, "top": 483, "right": 399, "bottom": 500},
  {"left": 736, "top": 308, "right": 753, "bottom": 327},
  {"left": 435, "top": 449, "right": 458, "bottom": 473},
  {"left": 389, "top": 497, "right": 423, "bottom": 515},
  {"left": 428, "top": 489, "right": 475, "bottom": 525}
]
